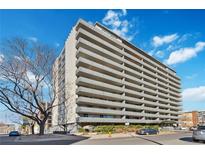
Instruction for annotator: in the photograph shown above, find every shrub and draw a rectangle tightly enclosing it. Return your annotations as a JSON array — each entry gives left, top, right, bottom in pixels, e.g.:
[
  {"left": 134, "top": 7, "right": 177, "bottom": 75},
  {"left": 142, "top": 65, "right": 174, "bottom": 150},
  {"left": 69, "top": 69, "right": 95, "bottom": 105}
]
[
  {"left": 114, "top": 125, "right": 127, "bottom": 133},
  {"left": 91, "top": 124, "right": 160, "bottom": 134},
  {"left": 143, "top": 125, "right": 159, "bottom": 130},
  {"left": 94, "top": 125, "right": 115, "bottom": 134},
  {"left": 78, "top": 127, "right": 85, "bottom": 133}
]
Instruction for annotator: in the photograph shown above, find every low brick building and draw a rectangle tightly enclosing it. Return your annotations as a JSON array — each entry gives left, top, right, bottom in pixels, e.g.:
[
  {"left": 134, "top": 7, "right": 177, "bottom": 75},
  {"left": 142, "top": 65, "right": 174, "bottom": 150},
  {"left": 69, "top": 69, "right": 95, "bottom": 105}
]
[
  {"left": 179, "top": 111, "right": 199, "bottom": 127},
  {"left": 0, "top": 123, "right": 15, "bottom": 134}
]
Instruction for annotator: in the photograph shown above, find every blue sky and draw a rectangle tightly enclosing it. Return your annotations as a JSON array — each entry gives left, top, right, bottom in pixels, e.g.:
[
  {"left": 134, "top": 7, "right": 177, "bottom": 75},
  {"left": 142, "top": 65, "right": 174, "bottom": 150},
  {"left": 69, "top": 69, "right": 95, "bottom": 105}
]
[{"left": 0, "top": 9, "right": 205, "bottom": 123}]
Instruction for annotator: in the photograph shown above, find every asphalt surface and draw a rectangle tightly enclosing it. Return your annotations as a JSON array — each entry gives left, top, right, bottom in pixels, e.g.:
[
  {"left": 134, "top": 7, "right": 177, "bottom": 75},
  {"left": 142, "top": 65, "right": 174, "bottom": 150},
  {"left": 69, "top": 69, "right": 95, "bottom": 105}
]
[
  {"left": 74, "top": 132, "right": 205, "bottom": 145},
  {"left": 0, "top": 132, "right": 204, "bottom": 145},
  {"left": 0, "top": 134, "right": 88, "bottom": 145}
]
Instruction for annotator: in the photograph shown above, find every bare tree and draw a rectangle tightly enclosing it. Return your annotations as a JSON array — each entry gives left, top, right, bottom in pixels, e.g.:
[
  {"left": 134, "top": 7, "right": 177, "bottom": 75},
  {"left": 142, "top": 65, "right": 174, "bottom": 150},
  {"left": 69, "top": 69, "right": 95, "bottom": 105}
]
[{"left": 0, "top": 37, "right": 58, "bottom": 135}]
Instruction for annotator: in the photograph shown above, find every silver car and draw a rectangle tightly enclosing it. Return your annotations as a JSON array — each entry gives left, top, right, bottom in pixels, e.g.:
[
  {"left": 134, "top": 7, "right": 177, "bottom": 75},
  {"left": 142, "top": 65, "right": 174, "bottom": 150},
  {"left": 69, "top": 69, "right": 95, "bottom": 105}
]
[{"left": 192, "top": 126, "right": 205, "bottom": 142}]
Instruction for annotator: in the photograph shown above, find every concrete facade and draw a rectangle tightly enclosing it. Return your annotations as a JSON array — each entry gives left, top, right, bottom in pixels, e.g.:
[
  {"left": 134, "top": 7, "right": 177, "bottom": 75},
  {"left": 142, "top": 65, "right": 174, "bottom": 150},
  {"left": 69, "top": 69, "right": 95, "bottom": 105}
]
[{"left": 52, "top": 19, "right": 182, "bottom": 132}]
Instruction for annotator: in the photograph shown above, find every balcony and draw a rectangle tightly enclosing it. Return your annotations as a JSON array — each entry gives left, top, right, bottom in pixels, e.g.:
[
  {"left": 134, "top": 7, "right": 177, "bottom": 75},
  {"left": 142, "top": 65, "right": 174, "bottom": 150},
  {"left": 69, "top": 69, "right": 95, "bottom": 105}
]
[
  {"left": 76, "top": 47, "right": 123, "bottom": 72},
  {"left": 76, "top": 86, "right": 123, "bottom": 101},
  {"left": 76, "top": 67, "right": 123, "bottom": 86},
  {"left": 76, "top": 28, "right": 123, "bottom": 57},
  {"left": 76, "top": 57, "right": 124, "bottom": 79},
  {"left": 76, "top": 77, "right": 123, "bottom": 94},
  {"left": 76, "top": 37, "right": 123, "bottom": 64}
]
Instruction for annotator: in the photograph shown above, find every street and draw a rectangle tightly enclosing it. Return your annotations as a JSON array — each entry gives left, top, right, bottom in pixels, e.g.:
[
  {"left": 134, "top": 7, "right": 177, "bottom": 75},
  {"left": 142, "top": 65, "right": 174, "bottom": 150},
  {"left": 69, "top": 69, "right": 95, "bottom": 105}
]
[
  {"left": 0, "top": 134, "right": 88, "bottom": 145},
  {"left": 0, "top": 132, "right": 204, "bottom": 145},
  {"left": 74, "top": 132, "right": 205, "bottom": 145}
]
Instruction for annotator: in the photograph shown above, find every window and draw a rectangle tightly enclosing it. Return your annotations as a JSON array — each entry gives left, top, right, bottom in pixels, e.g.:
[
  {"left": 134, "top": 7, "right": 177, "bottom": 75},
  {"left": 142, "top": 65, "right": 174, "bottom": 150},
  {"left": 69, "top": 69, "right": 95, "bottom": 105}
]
[{"left": 84, "top": 114, "right": 88, "bottom": 117}]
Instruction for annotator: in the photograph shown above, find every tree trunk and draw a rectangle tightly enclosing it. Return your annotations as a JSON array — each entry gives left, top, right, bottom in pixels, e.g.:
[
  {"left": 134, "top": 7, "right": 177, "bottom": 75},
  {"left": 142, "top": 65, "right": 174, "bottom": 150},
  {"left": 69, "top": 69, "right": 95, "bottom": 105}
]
[
  {"left": 64, "top": 125, "right": 68, "bottom": 133},
  {"left": 31, "top": 124, "right": 35, "bottom": 135},
  {"left": 39, "top": 122, "right": 45, "bottom": 135}
]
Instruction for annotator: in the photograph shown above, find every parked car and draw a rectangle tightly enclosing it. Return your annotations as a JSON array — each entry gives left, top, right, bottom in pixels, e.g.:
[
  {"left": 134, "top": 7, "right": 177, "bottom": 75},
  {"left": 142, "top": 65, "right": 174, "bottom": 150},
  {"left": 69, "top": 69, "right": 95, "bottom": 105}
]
[
  {"left": 137, "top": 128, "right": 159, "bottom": 135},
  {"left": 192, "top": 126, "right": 205, "bottom": 142},
  {"left": 9, "top": 131, "right": 21, "bottom": 137},
  {"left": 179, "top": 127, "right": 188, "bottom": 130},
  {"left": 190, "top": 126, "right": 197, "bottom": 131}
]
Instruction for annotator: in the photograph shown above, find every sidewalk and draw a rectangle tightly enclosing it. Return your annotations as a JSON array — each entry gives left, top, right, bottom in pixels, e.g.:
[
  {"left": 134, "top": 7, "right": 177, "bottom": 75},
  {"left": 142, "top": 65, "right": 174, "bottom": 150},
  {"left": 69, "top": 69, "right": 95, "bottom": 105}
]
[
  {"left": 74, "top": 132, "right": 135, "bottom": 139},
  {"left": 75, "top": 130, "right": 184, "bottom": 140}
]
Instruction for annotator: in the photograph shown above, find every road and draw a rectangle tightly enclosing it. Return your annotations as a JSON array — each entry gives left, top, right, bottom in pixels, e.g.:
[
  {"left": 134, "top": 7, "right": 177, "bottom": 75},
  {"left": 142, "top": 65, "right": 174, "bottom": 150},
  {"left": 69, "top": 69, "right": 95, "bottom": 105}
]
[
  {"left": 0, "top": 132, "right": 204, "bottom": 145},
  {"left": 74, "top": 132, "right": 205, "bottom": 145},
  {"left": 0, "top": 134, "right": 88, "bottom": 145}
]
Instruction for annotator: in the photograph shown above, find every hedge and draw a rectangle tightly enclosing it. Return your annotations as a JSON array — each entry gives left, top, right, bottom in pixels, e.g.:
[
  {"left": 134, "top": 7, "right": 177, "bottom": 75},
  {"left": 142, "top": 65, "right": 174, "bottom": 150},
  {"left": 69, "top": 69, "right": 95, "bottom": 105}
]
[{"left": 78, "top": 124, "right": 160, "bottom": 134}]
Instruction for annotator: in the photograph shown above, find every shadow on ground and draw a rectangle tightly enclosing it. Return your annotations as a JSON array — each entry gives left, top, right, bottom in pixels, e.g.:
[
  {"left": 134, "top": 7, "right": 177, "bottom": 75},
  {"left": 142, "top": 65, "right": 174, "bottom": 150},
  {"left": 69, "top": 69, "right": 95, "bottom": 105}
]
[
  {"left": 0, "top": 134, "right": 89, "bottom": 145},
  {"left": 179, "top": 137, "right": 193, "bottom": 143},
  {"left": 179, "top": 137, "right": 205, "bottom": 144}
]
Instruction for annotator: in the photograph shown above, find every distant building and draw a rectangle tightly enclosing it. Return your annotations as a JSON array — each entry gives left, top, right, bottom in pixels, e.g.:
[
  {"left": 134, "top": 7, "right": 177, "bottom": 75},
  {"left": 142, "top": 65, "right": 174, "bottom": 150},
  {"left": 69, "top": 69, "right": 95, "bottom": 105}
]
[
  {"left": 20, "top": 102, "right": 52, "bottom": 134},
  {"left": 179, "top": 111, "right": 199, "bottom": 127},
  {"left": 0, "top": 123, "right": 15, "bottom": 134},
  {"left": 20, "top": 117, "right": 33, "bottom": 134},
  {"left": 198, "top": 111, "right": 205, "bottom": 125}
]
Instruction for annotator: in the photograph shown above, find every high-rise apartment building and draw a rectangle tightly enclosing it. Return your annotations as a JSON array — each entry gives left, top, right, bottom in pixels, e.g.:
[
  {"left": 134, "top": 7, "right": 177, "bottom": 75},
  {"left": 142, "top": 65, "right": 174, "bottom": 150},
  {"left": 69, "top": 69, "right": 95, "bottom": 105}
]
[{"left": 52, "top": 19, "right": 182, "bottom": 132}]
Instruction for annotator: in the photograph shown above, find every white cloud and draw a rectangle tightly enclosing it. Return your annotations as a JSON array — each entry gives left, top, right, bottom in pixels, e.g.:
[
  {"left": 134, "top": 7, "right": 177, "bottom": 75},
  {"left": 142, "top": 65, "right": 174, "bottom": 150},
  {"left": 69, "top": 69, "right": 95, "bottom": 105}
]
[
  {"left": 148, "top": 50, "right": 155, "bottom": 56},
  {"left": 166, "top": 44, "right": 180, "bottom": 51},
  {"left": 148, "top": 50, "right": 164, "bottom": 58},
  {"left": 27, "top": 71, "right": 36, "bottom": 82},
  {"left": 177, "top": 33, "right": 192, "bottom": 44},
  {"left": 122, "top": 9, "right": 127, "bottom": 16},
  {"left": 182, "top": 86, "right": 205, "bottom": 103},
  {"left": 14, "top": 56, "right": 21, "bottom": 61},
  {"left": 165, "top": 41, "right": 205, "bottom": 65},
  {"left": 155, "top": 50, "right": 164, "bottom": 58},
  {"left": 102, "top": 10, "right": 137, "bottom": 41},
  {"left": 26, "top": 71, "right": 47, "bottom": 86},
  {"left": 0, "top": 54, "right": 4, "bottom": 63},
  {"left": 152, "top": 33, "right": 179, "bottom": 47},
  {"left": 102, "top": 10, "right": 120, "bottom": 26},
  {"left": 28, "top": 37, "right": 38, "bottom": 42}
]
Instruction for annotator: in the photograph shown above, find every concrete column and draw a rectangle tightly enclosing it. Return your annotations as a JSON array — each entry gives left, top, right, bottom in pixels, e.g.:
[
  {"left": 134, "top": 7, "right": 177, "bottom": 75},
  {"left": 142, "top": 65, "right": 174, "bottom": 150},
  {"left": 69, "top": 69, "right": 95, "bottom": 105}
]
[
  {"left": 122, "top": 100, "right": 126, "bottom": 120},
  {"left": 122, "top": 79, "right": 126, "bottom": 119},
  {"left": 141, "top": 77, "right": 144, "bottom": 81},
  {"left": 141, "top": 104, "right": 145, "bottom": 120},
  {"left": 156, "top": 88, "right": 159, "bottom": 96}
]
